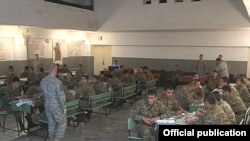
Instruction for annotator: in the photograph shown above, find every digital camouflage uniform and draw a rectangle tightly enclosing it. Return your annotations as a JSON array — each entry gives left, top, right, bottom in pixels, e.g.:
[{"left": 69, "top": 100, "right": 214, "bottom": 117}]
[
  {"left": 4, "top": 86, "right": 25, "bottom": 130},
  {"left": 145, "top": 71, "right": 154, "bottom": 81},
  {"left": 158, "top": 94, "right": 182, "bottom": 116},
  {"left": 75, "top": 82, "right": 95, "bottom": 109},
  {"left": 62, "top": 78, "right": 78, "bottom": 90},
  {"left": 92, "top": 81, "right": 107, "bottom": 95},
  {"left": 195, "top": 105, "right": 231, "bottom": 125},
  {"left": 236, "top": 84, "right": 250, "bottom": 108},
  {"left": 174, "top": 85, "right": 203, "bottom": 111},
  {"left": 218, "top": 100, "right": 236, "bottom": 124},
  {"left": 40, "top": 75, "right": 66, "bottom": 139},
  {"left": 130, "top": 99, "right": 168, "bottom": 141},
  {"left": 222, "top": 92, "right": 247, "bottom": 124},
  {"left": 108, "top": 77, "right": 124, "bottom": 97}
]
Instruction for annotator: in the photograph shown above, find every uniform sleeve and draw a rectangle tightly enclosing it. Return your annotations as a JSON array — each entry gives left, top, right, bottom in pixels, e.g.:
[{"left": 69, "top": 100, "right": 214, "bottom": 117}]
[
  {"left": 158, "top": 102, "right": 169, "bottom": 119},
  {"left": 129, "top": 102, "right": 143, "bottom": 121},
  {"left": 56, "top": 81, "right": 66, "bottom": 110}
]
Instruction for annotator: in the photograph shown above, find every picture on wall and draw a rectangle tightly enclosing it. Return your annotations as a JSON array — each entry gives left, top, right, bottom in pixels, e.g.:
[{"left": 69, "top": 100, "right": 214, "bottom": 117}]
[
  {"left": 0, "top": 37, "right": 13, "bottom": 60},
  {"left": 27, "top": 38, "right": 52, "bottom": 59},
  {"left": 52, "top": 40, "right": 67, "bottom": 64},
  {"left": 67, "top": 40, "right": 85, "bottom": 56}
]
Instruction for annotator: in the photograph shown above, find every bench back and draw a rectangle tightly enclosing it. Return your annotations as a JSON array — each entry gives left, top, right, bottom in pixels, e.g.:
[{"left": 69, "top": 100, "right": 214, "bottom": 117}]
[
  {"left": 89, "top": 92, "right": 112, "bottom": 106},
  {"left": 66, "top": 99, "right": 80, "bottom": 111},
  {"left": 122, "top": 84, "right": 136, "bottom": 98},
  {"left": 145, "top": 79, "right": 157, "bottom": 90}
]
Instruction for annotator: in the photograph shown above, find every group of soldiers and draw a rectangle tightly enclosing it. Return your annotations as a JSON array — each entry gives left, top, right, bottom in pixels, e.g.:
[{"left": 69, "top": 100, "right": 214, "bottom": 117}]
[{"left": 129, "top": 66, "right": 250, "bottom": 141}]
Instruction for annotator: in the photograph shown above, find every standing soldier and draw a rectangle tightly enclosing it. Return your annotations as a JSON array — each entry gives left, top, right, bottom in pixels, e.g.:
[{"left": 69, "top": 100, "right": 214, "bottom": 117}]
[
  {"left": 194, "top": 54, "right": 206, "bottom": 77},
  {"left": 33, "top": 54, "right": 43, "bottom": 74},
  {"left": 40, "top": 63, "right": 66, "bottom": 141}
]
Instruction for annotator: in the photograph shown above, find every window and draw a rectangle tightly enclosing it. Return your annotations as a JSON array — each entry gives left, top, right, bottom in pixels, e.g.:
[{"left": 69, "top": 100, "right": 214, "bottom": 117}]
[
  {"left": 159, "top": 0, "right": 167, "bottom": 3},
  {"left": 192, "top": 0, "right": 201, "bottom": 1},
  {"left": 45, "top": 0, "right": 94, "bottom": 11},
  {"left": 144, "top": 0, "right": 151, "bottom": 4},
  {"left": 175, "top": 0, "right": 183, "bottom": 2}
]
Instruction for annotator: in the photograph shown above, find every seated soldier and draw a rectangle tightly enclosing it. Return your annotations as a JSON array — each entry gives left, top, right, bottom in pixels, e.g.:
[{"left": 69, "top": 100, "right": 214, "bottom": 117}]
[
  {"left": 130, "top": 90, "right": 168, "bottom": 141},
  {"left": 19, "top": 66, "right": 29, "bottom": 78},
  {"left": 4, "top": 68, "right": 18, "bottom": 86},
  {"left": 62, "top": 71, "right": 77, "bottom": 90},
  {"left": 185, "top": 92, "right": 231, "bottom": 125},
  {"left": 90, "top": 75, "right": 107, "bottom": 95},
  {"left": 158, "top": 84, "right": 185, "bottom": 116},
  {"left": 135, "top": 67, "right": 147, "bottom": 96}
]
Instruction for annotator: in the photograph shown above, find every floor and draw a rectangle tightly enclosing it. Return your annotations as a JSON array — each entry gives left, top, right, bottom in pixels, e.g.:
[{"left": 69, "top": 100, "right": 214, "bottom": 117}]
[{"left": 0, "top": 87, "right": 164, "bottom": 141}]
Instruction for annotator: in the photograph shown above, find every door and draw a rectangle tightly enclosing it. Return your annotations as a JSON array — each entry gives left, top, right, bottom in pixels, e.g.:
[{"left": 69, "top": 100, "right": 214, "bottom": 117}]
[{"left": 93, "top": 45, "right": 112, "bottom": 75}]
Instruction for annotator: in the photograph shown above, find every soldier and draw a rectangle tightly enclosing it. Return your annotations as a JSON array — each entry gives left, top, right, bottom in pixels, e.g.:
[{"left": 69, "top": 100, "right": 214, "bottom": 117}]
[
  {"left": 194, "top": 54, "right": 206, "bottom": 77},
  {"left": 174, "top": 80, "right": 203, "bottom": 111},
  {"left": 62, "top": 71, "right": 77, "bottom": 90},
  {"left": 171, "top": 64, "right": 182, "bottom": 87},
  {"left": 19, "top": 66, "right": 29, "bottom": 78},
  {"left": 75, "top": 75, "right": 95, "bottom": 122},
  {"left": 135, "top": 67, "right": 147, "bottom": 96},
  {"left": 98, "top": 71, "right": 108, "bottom": 82},
  {"left": 215, "top": 58, "right": 229, "bottom": 78},
  {"left": 40, "top": 63, "right": 66, "bottom": 141},
  {"left": 90, "top": 75, "right": 107, "bottom": 94},
  {"left": 27, "top": 67, "right": 39, "bottom": 85},
  {"left": 4, "top": 68, "right": 18, "bottom": 86},
  {"left": 158, "top": 84, "right": 185, "bottom": 116},
  {"left": 220, "top": 77, "right": 240, "bottom": 97},
  {"left": 185, "top": 93, "right": 231, "bottom": 125},
  {"left": 25, "top": 81, "right": 43, "bottom": 128},
  {"left": 129, "top": 90, "right": 168, "bottom": 141},
  {"left": 33, "top": 54, "right": 43, "bottom": 74},
  {"left": 206, "top": 70, "right": 220, "bottom": 91},
  {"left": 4, "top": 77, "right": 26, "bottom": 131},
  {"left": 60, "top": 64, "right": 69, "bottom": 73},
  {"left": 74, "top": 64, "right": 85, "bottom": 82},
  {"left": 222, "top": 85, "right": 247, "bottom": 124},
  {"left": 143, "top": 66, "right": 154, "bottom": 81},
  {"left": 235, "top": 77, "right": 250, "bottom": 107},
  {"left": 121, "top": 69, "right": 136, "bottom": 86},
  {"left": 212, "top": 91, "right": 236, "bottom": 124}
]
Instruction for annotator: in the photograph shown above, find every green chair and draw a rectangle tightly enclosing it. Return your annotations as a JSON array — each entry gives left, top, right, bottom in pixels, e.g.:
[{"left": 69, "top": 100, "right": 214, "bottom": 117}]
[
  {"left": 128, "top": 118, "right": 142, "bottom": 141},
  {"left": 243, "top": 106, "right": 250, "bottom": 125}
]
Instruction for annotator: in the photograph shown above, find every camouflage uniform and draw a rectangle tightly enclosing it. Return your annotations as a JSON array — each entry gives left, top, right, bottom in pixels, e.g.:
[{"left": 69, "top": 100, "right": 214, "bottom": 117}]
[
  {"left": 130, "top": 99, "right": 168, "bottom": 141},
  {"left": 40, "top": 75, "right": 66, "bottom": 139},
  {"left": 195, "top": 105, "right": 231, "bottom": 125},
  {"left": 33, "top": 60, "right": 43, "bottom": 74},
  {"left": 19, "top": 71, "right": 29, "bottom": 78},
  {"left": 62, "top": 78, "right": 77, "bottom": 90},
  {"left": 27, "top": 71, "right": 39, "bottom": 85},
  {"left": 230, "top": 85, "right": 240, "bottom": 97},
  {"left": 99, "top": 75, "right": 108, "bottom": 82},
  {"left": 145, "top": 71, "right": 154, "bottom": 81},
  {"left": 5, "top": 73, "right": 18, "bottom": 85},
  {"left": 75, "top": 82, "right": 95, "bottom": 109},
  {"left": 158, "top": 94, "right": 182, "bottom": 116},
  {"left": 236, "top": 84, "right": 250, "bottom": 107},
  {"left": 195, "top": 60, "right": 206, "bottom": 76},
  {"left": 135, "top": 72, "right": 147, "bottom": 91},
  {"left": 122, "top": 75, "right": 136, "bottom": 86},
  {"left": 4, "top": 86, "right": 25, "bottom": 130},
  {"left": 206, "top": 76, "right": 220, "bottom": 91},
  {"left": 174, "top": 85, "right": 202, "bottom": 111},
  {"left": 222, "top": 92, "right": 247, "bottom": 124},
  {"left": 171, "top": 70, "right": 182, "bottom": 86},
  {"left": 63, "top": 89, "right": 75, "bottom": 102},
  {"left": 218, "top": 100, "right": 236, "bottom": 124},
  {"left": 74, "top": 70, "right": 85, "bottom": 82},
  {"left": 25, "top": 85, "right": 42, "bottom": 107},
  {"left": 108, "top": 77, "right": 124, "bottom": 97},
  {"left": 92, "top": 81, "right": 107, "bottom": 95}
]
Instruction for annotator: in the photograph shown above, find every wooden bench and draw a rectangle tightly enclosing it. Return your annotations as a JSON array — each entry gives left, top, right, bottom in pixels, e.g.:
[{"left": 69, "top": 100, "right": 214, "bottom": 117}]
[
  {"left": 83, "top": 91, "right": 112, "bottom": 121},
  {"left": 39, "top": 99, "right": 82, "bottom": 140},
  {"left": 113, "top": 84, "right": 137, "bottom": 107}
]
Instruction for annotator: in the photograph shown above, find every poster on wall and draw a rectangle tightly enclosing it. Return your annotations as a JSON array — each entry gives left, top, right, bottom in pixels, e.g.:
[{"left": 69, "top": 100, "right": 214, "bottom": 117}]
[
  {"left": 67, "top": 40, "right": 85, "bottom": 56},
  {"left": 27, "top": 38, "right": 52, "bottom": 59},
  {"left": 0, "top": 37, "right": 13, "bottom": 60},
  {"left": 52, "top": 40, "right": 67, "bottom": 65}
]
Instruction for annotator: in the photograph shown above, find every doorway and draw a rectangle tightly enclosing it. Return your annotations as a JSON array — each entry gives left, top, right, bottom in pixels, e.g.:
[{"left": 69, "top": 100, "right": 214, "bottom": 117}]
[{"left": 93, "top": 45, "right": 112, "bottom": 75}]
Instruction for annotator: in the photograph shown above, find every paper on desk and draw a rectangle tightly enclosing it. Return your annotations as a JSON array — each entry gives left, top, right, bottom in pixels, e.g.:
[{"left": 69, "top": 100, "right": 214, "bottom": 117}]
[{"left": 15, "top": 99, "right": 34, "bottom": 107}]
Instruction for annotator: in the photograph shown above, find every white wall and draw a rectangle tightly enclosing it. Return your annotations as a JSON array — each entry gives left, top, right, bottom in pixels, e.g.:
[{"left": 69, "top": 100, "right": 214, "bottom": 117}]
[
  {"left": 0, "top": 0, "right": 96, "bottom": 31},
  {"left": 94, "top": 0, "right": 250, "bottom": 31}
]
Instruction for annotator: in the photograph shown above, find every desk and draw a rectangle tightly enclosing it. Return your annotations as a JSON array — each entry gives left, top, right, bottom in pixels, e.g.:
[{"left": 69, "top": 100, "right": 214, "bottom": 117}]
[
  {"left": 19, "top": 78, "right": 27, "bottom": 86},
  {"left": 189, "top": 103, "right": 205, "bottom": 112}
]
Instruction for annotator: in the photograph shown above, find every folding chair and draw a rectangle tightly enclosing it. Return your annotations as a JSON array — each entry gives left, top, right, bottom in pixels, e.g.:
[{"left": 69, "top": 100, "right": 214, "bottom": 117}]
[{"left": 128, "top": 118, "right": 142, "bottom": 141}]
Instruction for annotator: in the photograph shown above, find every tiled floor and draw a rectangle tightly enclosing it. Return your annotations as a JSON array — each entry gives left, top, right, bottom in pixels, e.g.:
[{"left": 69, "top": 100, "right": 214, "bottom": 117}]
[{"left": 0, "top": 87, "right": 163, "bottom": 141}]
